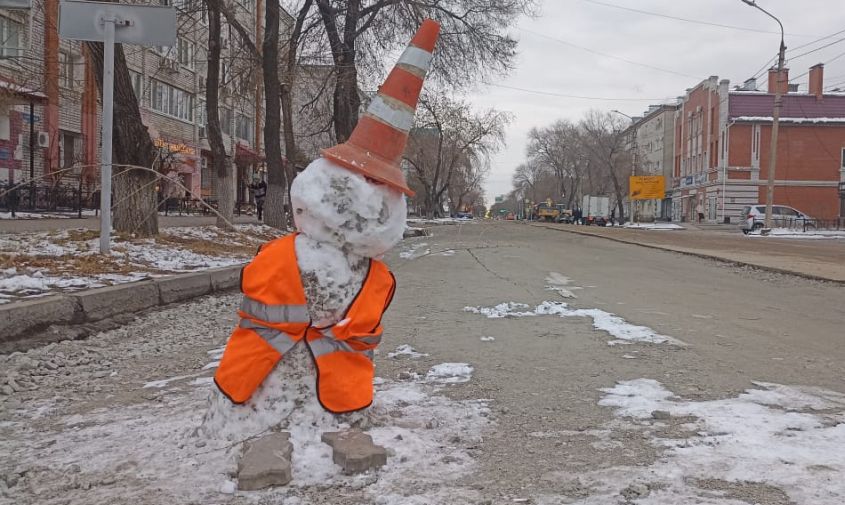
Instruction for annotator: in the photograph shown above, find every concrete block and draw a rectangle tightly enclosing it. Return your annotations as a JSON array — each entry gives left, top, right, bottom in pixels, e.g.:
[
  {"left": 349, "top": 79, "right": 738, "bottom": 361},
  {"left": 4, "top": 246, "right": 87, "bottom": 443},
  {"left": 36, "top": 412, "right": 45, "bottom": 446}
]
[
  {"left": 208, "top": 265, "right": 243, "bottom": 292},
  {"left": 156, "top": 272, "right": 212, "bottom": 304},
  {"left": 0, "top": 296, "right": 80, "bottom": 342},
  {"left": 237, "top": 432, "right": 293, "bottom": 490},
  {"left": 321, "top": 429, "right": 387, "bottom": 474},
  {"left": 72, "top": 281, "right": 160, "bottom": 322}
]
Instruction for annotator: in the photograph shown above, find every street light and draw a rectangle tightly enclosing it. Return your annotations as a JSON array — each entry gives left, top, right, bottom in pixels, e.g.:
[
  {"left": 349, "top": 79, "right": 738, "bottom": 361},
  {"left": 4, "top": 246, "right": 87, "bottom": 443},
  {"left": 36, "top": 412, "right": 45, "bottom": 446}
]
[
  {"left": 740, "top": 0, "right": 786, "bottom": 232},
  {"left": 611, "top": 109, "right": 633, "bottom": 121}
]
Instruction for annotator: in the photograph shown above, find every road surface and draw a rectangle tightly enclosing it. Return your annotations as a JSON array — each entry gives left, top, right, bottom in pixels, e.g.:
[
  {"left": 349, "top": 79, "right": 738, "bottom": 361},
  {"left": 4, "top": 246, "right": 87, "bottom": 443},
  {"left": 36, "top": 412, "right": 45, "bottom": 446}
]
[{"left": 2, "top": 221, "right": 843, "bottom": 504}]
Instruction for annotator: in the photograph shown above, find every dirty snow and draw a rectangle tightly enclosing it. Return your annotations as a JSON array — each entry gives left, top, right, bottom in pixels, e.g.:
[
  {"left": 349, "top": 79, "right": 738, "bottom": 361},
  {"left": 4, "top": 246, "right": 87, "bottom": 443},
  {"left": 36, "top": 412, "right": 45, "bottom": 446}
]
[
  {"left": 465, "top": 300, "right": 683, "bottom": 345},
  {"left": 426, "top": 363, "right": 474, "bottom": 384},
  {"left": 0, "top": 225, "right": 278, "bottom": 303},
  {"left": 551, "top": 379, "right": 845, "bottom": 505},
  {"left": 399, "top": 241, "right": 430, "bottom": 259},
  {"left": 747, "top": 228, "right": 845, "bottom": 240},
  {"left": 480, "top": 336, "right": 495, "bottom": 342},
  {"left": 545, "top": 271, "right": 579, "bottom": 298},
  {"left": 623, "top": 222, "right": 685, "bottom": 230},
  {"left": 388, "top": 344, "right": 429, "bottom": 359}
]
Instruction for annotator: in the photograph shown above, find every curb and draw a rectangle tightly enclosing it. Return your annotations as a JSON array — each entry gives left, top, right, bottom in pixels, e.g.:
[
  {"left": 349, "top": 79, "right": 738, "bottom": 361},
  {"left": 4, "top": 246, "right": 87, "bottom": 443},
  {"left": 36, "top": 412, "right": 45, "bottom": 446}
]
[
  {"left": 530, "top": 223, "right": 845, "bottom": 285},
  {"left": 0, "top": 265, "right": 244, "bottom": 345}
]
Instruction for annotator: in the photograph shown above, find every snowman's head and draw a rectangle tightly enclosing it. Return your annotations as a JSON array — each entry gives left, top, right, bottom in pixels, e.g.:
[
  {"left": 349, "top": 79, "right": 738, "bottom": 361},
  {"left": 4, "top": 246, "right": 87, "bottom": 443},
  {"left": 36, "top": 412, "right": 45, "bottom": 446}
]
[{"left": 290, "top": 158, "right": 407, "bottom": 258}]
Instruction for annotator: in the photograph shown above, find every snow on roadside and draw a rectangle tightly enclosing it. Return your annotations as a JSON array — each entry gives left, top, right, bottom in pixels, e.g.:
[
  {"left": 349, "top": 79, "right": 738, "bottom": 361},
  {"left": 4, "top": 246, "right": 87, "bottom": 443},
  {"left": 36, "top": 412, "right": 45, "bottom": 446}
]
[
  {"left": 0, "top": 224, "right": 279, "bottom": 303},
  {"left": 747, "top": 228, "right": 845, "bottom": 240},
  {"left": 464, "top": 300, "right": 683, "bottom": 345},
  {"left": 623, "top": 222, "right": 685, "bottom": 231},
  {"left": 549, "top": 379, "right": 845, "bottom": 505}
]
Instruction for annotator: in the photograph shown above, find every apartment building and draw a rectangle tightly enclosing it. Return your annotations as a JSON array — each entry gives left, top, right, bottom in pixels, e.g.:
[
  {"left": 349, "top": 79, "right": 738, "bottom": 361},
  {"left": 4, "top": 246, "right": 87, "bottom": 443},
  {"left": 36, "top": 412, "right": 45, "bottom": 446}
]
[
  {"left": 623, "top": 104, "right": 678, "bottom": 221},
  {"left": 0, "top": 0, "right": 277, "bottom": 210}
]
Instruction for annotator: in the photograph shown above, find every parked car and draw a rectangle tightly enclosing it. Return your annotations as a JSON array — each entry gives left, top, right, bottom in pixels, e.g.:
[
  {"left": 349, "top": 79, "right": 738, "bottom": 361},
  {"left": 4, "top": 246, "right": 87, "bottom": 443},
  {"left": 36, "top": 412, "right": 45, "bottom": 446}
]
[
  {"left": 739, "top": 205, "right": 815, "bottom": 234},
  {"left": 455, "top": 211, "right": 473, "bottom": 220}
]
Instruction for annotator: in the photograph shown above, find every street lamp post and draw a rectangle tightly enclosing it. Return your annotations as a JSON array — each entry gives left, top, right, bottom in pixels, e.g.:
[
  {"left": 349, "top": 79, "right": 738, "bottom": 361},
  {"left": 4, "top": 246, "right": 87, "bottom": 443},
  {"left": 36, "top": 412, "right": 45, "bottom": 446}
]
[{"left": 741, "top": 0, "right": 785, "bottom": 232}]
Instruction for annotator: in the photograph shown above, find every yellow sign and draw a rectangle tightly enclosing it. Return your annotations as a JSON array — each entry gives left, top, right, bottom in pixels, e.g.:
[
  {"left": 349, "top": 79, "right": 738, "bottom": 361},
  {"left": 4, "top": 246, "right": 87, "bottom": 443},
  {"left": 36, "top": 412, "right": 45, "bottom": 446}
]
[
  {"left": 154, "top": 138, "right": 195, "bottom": 155},
  {"left": 629, "top": 176, "right": 665, "bottom": 200}
]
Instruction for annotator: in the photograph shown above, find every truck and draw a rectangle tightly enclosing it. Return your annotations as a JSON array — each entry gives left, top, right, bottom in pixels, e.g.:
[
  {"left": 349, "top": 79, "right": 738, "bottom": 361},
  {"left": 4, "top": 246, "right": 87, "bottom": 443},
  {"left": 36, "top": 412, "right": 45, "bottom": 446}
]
[
  {"left": 581, "top": 195, "right": 611, "bottom": 223},
  {"left": 536, "top": 198, "right": 560, "bottom": 222}
]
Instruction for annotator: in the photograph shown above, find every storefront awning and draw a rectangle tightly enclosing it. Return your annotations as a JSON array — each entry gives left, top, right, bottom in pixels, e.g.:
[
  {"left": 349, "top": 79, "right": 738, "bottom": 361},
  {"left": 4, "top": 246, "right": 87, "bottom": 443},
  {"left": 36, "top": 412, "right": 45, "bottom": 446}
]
[{"left": 235, "top": 144, "right": 264, "bottom": 163}]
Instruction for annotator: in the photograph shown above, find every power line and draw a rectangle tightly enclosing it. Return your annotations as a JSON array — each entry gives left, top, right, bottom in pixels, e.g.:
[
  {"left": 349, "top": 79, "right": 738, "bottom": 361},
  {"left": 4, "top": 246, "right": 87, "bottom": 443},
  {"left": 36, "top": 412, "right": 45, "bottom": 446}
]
[
  {"left": 791, "top": 50, "right": 845, "bottom": 82},
  {"left": 483, "top": 82, "right": 672, "bottom": 102},
  {"left": 518, "top": 27, "right": 704, "bottom": 81},
  {"left": 579, "top": 0, "right": 813, "bottom": 36},
  {"left": 789, "top": 36, "right": 845, "bottom": 61},
  {"left": 788, "top": 27, "right": 845, "bottom": 53},
  {"left": 747, "top": 28, "right": 845, "bottom": 84}
]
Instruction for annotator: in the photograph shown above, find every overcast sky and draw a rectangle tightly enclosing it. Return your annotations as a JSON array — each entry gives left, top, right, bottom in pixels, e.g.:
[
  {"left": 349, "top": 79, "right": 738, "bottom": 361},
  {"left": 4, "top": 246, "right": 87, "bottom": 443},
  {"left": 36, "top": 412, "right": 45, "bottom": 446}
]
[{"left": 470, "top": 0, "right": 845, "bottom": 202}]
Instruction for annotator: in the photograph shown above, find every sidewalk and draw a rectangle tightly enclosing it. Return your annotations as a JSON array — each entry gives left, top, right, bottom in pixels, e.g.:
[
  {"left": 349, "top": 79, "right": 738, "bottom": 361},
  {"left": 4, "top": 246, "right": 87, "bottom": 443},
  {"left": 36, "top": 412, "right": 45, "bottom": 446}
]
[
  {"left": 533, "top": 222, "right": 845, "bottom": 282},
  {"left": 0, "top": 214, "right": 262, "bottom": 233}
]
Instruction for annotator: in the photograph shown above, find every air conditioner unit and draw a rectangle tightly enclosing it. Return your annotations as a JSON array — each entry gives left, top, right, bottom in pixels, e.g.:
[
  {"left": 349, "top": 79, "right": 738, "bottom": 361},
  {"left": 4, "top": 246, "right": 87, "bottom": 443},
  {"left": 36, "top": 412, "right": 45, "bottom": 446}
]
[
  {"left": 13, "top": 145, "right": 23, "bottom": 161},
  {"left": 37, "top": 131, "right": 50, "bottom": 148}
]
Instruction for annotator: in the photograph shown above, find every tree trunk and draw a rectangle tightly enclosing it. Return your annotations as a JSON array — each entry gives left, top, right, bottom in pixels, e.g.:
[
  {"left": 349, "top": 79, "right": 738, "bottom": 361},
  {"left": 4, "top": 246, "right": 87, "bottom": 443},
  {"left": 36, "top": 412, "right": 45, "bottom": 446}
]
[
  {"left": 206, "top": 0, "right": 234, "bottom": 230},
  {"left": 262, "top": 0, "right": 287, "bottom": 229},
  {"left": 333, "top": 57, "right": 360, "bottom": 142},
  {"left": 85, "top": 42, "right": 158, "bottom": 237},
  {"left": 608, "top": 166, "right": 626, "bottom": 223}
]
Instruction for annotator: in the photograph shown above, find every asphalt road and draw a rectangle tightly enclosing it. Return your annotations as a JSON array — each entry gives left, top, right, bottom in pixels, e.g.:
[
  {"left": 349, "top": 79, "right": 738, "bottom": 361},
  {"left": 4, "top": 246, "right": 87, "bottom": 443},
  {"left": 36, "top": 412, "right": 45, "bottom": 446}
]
[{"left": 2, "top": 221, "right": 843, "bottom": 504}]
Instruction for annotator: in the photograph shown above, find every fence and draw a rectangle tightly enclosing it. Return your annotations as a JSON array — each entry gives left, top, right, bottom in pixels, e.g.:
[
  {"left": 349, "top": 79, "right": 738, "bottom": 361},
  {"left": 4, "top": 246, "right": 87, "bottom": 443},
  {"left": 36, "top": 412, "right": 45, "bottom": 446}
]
[
  {"left": 772, "top": 217, "right": 845, "bottom": 231},
  {"left": 1, "top": 176, "right": 99, "bottom": 216}
]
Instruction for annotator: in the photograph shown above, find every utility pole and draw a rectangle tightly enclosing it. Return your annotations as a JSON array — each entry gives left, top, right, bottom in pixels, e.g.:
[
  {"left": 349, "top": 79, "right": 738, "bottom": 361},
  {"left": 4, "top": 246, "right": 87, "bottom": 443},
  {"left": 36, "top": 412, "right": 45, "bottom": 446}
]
[
  {"left": 741, "top": 0, "right": 785, "bottom": 232},
  {"left": 612, "top": 110, "right": 636, "bottom": 223}
]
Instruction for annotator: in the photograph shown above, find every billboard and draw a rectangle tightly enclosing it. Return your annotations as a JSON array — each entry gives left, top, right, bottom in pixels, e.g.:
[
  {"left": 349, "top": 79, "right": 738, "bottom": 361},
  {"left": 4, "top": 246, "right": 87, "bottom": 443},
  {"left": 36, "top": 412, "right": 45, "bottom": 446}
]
[{"left": 629, "top": 176, "right": 665, "bottom": 200}]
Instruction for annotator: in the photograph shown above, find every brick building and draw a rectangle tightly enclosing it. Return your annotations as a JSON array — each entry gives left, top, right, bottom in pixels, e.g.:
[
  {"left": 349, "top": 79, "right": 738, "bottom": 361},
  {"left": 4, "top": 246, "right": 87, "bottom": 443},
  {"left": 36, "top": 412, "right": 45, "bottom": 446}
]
[
  {"left": 673, "top": 66, "right": 845, "bottom": 223},
  {"left": 0, "top": 0, "right": 290, "bottom": 211}
]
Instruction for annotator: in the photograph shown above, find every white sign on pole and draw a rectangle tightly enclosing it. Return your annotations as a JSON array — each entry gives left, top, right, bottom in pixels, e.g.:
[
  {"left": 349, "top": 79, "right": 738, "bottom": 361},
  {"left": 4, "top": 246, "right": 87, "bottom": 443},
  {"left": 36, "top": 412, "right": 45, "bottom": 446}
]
[
  {"left": 59, "top": 1, "right": 177, "bottom": 45},
  {"left": 0, "top": 0, "right": 31, "bottom": 9},
  {"left": 58, "top": 1, "right": 176, "bottom": 254}
]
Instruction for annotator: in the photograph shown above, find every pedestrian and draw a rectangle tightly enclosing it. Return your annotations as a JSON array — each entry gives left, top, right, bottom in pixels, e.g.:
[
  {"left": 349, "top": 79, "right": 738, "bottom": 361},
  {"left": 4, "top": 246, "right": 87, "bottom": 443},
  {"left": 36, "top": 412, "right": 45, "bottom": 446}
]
[
  {"left": 6, "top": 182, "right": 19, "bottom": 218},
  {"left": 91, "top": 189, "right": 101, "bottom": 217},
  {"left": 696, "top": 202, "right": 704, "bottom": 223},
  {"left": 610, "top": 207, "right": 616, "bottom": 226},
  {"left": 249, "top": 178, "right": 267, "bottom": 221}
]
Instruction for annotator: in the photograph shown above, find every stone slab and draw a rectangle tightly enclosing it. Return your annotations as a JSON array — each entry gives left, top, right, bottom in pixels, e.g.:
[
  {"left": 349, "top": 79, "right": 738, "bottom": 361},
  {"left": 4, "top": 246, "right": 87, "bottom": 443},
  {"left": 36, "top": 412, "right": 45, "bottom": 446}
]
[
  {"left": 71, "top": 281, "right": 160, "bottom": 322},
  {"left": 156, "top": 271, "right": 212, "bottom": 304},
  {"left": 237, "top": 432, "right": 293, "bottom": 491},
  {"left": 321, "top": 429, "right": 387, "bottom": 474},
  {"left": 0, "top": 296, "right": 80, "bottom": 342},
  {"left": 208, "top": 265, "right": 243, "bottom": 292}
]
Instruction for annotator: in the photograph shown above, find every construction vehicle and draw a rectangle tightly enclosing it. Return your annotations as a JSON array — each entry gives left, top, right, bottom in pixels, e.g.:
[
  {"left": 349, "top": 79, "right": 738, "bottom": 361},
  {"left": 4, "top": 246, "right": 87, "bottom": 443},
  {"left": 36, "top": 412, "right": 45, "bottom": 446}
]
[{"left": 536, "top": 198, "right": 561, "bottom": 221}]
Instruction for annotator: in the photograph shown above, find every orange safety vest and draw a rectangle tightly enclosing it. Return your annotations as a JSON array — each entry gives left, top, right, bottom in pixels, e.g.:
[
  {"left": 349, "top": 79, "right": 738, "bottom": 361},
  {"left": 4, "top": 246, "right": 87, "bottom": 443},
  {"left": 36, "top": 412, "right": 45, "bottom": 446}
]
[{"left": 214, "top": 234, "right": 396, "bottom": 413}]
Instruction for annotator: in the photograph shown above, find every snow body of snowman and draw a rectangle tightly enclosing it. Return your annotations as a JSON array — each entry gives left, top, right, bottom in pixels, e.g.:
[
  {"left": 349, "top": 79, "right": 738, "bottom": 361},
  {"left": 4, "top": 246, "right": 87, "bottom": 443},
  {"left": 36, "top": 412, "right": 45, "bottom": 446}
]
[{"left": 198, "top": 18, "right": 441, "bottom": 481}]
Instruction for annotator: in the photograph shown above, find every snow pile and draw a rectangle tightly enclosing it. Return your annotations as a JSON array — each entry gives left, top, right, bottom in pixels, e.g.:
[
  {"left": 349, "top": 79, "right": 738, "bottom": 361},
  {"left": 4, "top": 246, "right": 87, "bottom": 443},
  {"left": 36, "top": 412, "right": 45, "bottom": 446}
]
[
  {"left": 426, "top": 363, "right": 474, "bottom": 384},
  {"left": 465, "top": 301, "right": 683, "bottom": 345},
  {"left": 463, "top": 302, "right": 537, "bottom": 318},
  {"left": 623, "top": 222, "right": 685, "bottom": 231},
  {"left": 545, "top": 272, "right": 579, "bottom": 299},
  {"left": 399, "top": 241, "right": 430, "bottom": 259},
  {"left": 574, "top": 379, "right": 845, "bottom": 504},
  {"left": 387, "top": 344, "right": 429, "bottom": 359},
  {"left": 407, "top": 218, "right": 467, "bottom": 226},
  {"left": 291, "top": 158, "right": 407, "bottom": 258},
  {"left": 480, "top": 336, "right": 495, "bottom": 342},
  {"left": 747, "top": 228, "right": 845, "bottom": 240}
]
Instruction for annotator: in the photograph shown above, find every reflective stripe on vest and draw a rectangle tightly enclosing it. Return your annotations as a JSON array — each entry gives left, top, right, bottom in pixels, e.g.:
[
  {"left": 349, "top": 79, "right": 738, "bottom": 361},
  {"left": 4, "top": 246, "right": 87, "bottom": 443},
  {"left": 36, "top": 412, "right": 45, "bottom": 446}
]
[
  {"left": 239, "top": 319, "right": 297, "bottom": 355},
  {"left": 309, "top": 328, "right": 381, "bottom": 361},
  {"left": 240, "top": 297, "right": 310, "bottom": 323}
]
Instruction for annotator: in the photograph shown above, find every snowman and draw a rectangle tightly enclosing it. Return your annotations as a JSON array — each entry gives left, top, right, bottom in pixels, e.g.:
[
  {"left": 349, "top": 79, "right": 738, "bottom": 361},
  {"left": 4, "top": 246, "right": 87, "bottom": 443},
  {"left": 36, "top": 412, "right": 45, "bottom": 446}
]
[{"left": 199, "top": 19, "right": 441, "bottom": 485}]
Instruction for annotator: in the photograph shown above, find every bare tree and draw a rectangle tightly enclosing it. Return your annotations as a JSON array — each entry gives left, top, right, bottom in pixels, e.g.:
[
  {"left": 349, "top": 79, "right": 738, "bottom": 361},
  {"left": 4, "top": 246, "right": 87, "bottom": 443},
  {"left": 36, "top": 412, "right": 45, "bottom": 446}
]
[
  {"left": 511, "top": 160, "right": 549, "bottom": 204},
  {"left": 527, "top": 120, "right": 588, "bottom": 208},
  {"left": 314, "top": 0, "right": 534, "bottom": 142},
  {"left": 404, "top": 95, "right": 508, "bottom": 218},
  {"left": 85, "top": 43, "right": 159, "bottom": 236},
  {"left": 204, "top": 0, "right": 235, "bottom": 229},
  {"left": 578, "top": 110, "right": 631, "bottom": 222}
]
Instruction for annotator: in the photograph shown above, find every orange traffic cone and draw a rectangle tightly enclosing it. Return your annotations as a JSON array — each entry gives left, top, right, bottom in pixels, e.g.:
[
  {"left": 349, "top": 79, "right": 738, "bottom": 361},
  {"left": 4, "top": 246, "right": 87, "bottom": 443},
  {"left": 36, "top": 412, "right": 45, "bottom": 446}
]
[{"left": 321, "top": 19, "right": 441, "bottom": 197}]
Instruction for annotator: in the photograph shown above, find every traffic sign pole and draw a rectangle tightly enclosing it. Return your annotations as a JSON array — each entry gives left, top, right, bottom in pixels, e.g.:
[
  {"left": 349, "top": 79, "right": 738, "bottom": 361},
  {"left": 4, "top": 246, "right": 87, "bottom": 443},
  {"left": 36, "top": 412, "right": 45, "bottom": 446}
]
[{"left": 99, "top": 17, "right": 115, "bottom": 254}]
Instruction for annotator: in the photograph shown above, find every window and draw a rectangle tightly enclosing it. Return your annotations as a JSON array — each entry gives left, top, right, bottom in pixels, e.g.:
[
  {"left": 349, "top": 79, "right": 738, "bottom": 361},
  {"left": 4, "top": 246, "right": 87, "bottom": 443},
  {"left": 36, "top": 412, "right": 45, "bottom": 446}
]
[
  {"left": 841, "top": 148, "right": 845, "bottom": 169},
  {"left": 129, "top": 71, "right": 143, "bottom": 101},
  {"left": 59, "top": 51, "right": 76, "bottom": 89},
  {"left": 0, "top": 16, "right": 24, "bottom": 58},
  {"left": 220, "top": 107, "right": 233, "bottom": 136},
  {"left": 154, "top": 45, "right": 175, "bottom": 60},
  {"left": 177, "top": 38, "right": 194, "bottom": 68},
  {"left": 151, "top": 80, "right": 194, "bottom": 122},
  {"left": 197, "top": 100, "right": 206, "bottom": 137},
  {"left": 59, "top": 131, "right": 83, "bottom": 170},
  {"left": 235, "top": 113, "right": 253, "bottom": 143}
]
